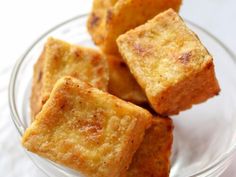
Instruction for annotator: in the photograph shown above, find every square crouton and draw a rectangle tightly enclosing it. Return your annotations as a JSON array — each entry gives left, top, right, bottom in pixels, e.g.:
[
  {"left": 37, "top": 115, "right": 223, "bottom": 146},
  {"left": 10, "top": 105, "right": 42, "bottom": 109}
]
[
  {"left": 125, "top": 117, "right": 173, "bottom": 177},
  {"left": 117, "top": 9, "right": 220, "bottom": 115},
  {"left": 30, "top": 37, "right": 109, "bottom": 118},
  {"left": 23, "top": 76, "right": 152, "bottom": 177},
  {"left": 87, "top": 0, "right": 182, "bottom": 54},
  {"left": 107, "top": 54, "right": 147, "bottom": 105}
]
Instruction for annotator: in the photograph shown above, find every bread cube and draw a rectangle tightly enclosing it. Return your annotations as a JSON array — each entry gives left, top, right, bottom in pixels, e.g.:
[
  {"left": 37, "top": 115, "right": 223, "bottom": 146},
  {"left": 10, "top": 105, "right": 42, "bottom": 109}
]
[
  {"left": 23, "top": 77, "right": 152, "bottom": 177},
  {"left": 107, "top": 54, "right": 147, "bottom": 105},
  {"left": 117, "top": 9, "right": 220, "bottom": 115},
  {"left": 87, "top": 0, "right": 182, "bottom": 54},
  {"left": 126, "top": 117, "right": 173, "bottom": 177},
  {"left": 30, "top": 37, "right": 109, "bottom": 118}
]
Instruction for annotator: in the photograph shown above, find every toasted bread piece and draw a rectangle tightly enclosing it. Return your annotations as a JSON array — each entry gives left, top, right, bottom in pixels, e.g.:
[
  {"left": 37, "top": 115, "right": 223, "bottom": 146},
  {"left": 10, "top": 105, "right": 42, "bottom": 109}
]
[
  {"left": 107, "top": 54, "right": 147, "bottom": 104},
  {"left": 117, "top": 9, "right": 220, "bottom": 115},
  {"left": 125, "top": 117, "right": 173, "bottom": 177},
  {"left": 30, "top": 37, "right": 109, "bottom": 118},
  {"left": 23, "top": 77, "right": 152, "bottom": 177},
  {"left": 87, "top": 0, "right": 182, "bottom": 54}
]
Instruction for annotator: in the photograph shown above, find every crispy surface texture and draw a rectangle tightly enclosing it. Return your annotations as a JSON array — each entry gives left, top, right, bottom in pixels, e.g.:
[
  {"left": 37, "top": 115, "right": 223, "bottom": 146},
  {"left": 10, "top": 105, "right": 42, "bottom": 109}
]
[
  {"left": 30, "top": 37, "right": 109, "bottom": 118},
  {"left": 125, "top": 117, "right": 173, "bottom": 177},
  {"left": 117, "top": 9, "right": 220, "bottom": 115},
  {"left": 23, "top": 77, "right": 152, "bottom": 177},
  {"left": 107, "top": 54, "right": 147, "bottom": 105},
  {"left": 87, "top": 0, "right": 182, "bottom": 54}
]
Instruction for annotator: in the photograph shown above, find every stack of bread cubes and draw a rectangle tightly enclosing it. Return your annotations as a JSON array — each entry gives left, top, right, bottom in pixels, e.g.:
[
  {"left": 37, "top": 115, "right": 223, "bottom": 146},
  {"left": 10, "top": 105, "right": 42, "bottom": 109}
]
[{"left": 22, "top": 0, "right": 220, "bottom": 177}]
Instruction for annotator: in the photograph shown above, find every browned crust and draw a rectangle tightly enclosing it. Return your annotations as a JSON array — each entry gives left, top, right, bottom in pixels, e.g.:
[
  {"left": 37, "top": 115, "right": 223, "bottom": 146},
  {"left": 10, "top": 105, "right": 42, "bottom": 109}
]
[
  {"left": 30, "top": 38, "right": 109, "bottom": 120},
  {"left": 150, "top": 60, "right": 220, "bottom": 115},
  {"left": 125, "top": 117, "right": 173, "bottom": 177},
  {"left": 117, "top": 9, "right": 220, "bottom": 115},
  {"left": 24, "top": 77, "right": 152, "bottom": 177}
]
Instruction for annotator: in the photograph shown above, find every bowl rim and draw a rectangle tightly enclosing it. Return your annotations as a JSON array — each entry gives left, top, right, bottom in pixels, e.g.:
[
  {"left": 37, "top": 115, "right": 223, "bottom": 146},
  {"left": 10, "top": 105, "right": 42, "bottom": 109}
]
[{"left": 8, "top": 14, "right": 236, "bottom": 177}]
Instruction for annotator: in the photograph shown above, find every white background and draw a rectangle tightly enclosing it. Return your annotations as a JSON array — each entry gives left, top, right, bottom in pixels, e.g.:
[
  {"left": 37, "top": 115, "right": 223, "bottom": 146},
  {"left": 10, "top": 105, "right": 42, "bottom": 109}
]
[{"left": 0, "top": 0, "right": 235, "bottom": 176}]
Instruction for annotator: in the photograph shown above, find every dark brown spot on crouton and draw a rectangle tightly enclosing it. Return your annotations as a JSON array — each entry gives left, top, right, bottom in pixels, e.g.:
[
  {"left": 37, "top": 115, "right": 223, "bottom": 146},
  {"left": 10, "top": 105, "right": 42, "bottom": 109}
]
[
  {"left": 133, "top": 43, "right": 152, "bottom": 57},
  {"left": 74, "top": 49, "right": 82, "bottom": 58},
  {"left": 205, "top": 61, "right": 213, "bottom": 70},
  {"left": 119, "top": 61, "right": 127, "bottom": 68},
  {"left": 91, "top": 54, "right": 101, "bottom": 66},
  {"left": 60, "top": 103, "right": 66, "bottom": 110},
  {"left": 38, "top": 71, "right": 43, "bottom": 82},
  {"left": 90, "top": 13, "right": 100, "bottom": 28},
  {"left": 178, "top": 52, "right": 191, "bottom": 64},
  {"left": 42, "top": 95, "right": 49, "bottom": 104},
  {"left": 106, "top": 9, "right": 113, "bottom": 22}
]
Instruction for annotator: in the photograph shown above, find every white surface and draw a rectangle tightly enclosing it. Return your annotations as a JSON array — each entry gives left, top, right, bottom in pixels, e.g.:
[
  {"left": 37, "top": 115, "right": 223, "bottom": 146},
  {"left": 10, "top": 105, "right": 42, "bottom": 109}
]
[{"left": 0, "top": 0, "right": 235, "bottom": 176}]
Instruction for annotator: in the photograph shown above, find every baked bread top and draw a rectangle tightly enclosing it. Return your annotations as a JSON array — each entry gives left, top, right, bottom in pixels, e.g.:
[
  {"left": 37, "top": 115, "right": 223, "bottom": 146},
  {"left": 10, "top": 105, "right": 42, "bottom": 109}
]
[
  {"left": 30, "top": 37, "right": 109, "bottom": 118},
  {"left": 117, "top": 9, "right": 220, "bottom": 115},
  {"left": 24, "top": 76, "right": 152, "bottom": 177}
]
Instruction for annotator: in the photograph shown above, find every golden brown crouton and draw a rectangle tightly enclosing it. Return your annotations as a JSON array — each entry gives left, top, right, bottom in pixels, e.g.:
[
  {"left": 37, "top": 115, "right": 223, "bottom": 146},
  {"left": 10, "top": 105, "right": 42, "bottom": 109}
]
[
  {"left": 87, "top": 0, "right": 182, "bottom": 54},
  {"left": 117, "top": 9, "right": 220, "bottom": 115},
  {"left": 30, "top": 37, "right": 109, "bottom": 118},
  {"left": 23, "top": 77, "right": 152, "bottom": 177},
  {"left": 107, "top": 54, "right": 148, "bottom": 105},
  {"left": 125, "top": 117, "right": 173, "bottom": 177}
]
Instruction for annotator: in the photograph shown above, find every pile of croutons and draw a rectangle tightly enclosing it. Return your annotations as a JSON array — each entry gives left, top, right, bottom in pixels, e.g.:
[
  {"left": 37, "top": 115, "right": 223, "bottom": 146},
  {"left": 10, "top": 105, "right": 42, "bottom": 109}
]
[{"left": 22, "top": 0, "right": 220, "bottom": 177}]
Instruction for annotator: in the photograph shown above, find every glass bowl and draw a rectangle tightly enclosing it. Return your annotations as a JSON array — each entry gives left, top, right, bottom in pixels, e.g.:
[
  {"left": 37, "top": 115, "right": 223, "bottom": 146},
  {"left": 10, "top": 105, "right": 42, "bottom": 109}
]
[{"left": 9, "top": 14, "right": 236, "bottom": 177}]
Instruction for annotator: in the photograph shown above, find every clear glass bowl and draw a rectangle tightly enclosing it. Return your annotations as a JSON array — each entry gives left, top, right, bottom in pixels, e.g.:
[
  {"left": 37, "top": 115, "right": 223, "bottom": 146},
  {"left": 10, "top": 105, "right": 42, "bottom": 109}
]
[{"left": 9, "top": 14, "right": 236, "bottom": 177}]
